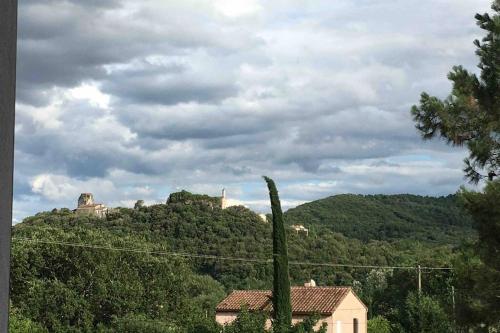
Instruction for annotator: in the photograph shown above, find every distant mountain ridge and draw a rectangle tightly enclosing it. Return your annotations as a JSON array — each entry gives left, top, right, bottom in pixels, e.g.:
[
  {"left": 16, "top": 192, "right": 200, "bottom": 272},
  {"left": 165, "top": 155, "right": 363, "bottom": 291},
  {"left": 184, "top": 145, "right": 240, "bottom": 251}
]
[{"left": 284, "top": 193, "right": 474, "bottom": 244}]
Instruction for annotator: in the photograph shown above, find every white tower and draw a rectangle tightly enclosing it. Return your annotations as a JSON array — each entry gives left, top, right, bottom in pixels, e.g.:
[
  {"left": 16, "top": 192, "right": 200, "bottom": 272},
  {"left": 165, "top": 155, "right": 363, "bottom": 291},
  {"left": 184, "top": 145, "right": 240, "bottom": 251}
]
[{"left": 221, "top": 188, "right": 227, "bottom": 209}]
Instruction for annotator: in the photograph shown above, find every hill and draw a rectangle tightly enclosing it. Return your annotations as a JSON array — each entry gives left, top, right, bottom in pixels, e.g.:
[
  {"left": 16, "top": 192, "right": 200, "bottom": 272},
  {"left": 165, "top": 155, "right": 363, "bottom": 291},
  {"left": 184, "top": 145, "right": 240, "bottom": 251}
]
[
  {"left": 284, "top": 194, "right": 474, "bottom": 244},
  {"left": 9, "top": 191, "right": 475, "bottom": 332}
]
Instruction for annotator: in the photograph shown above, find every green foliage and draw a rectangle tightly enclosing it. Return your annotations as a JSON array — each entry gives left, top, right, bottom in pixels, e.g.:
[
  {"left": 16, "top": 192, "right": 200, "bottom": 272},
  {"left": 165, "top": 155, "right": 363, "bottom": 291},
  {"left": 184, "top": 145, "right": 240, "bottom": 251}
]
[
  {"left": 460, "top": 180, "right": 500, "bottom": 271},
  {"left": 404, "top": 292, "right": 452, "bottom": 333},
  {"left": 452, "top": 245, "right": 498, "bottom": 330},
  {"left": 455, "top": 180, "right": 500, "bottom": 328},
  {"left": 224, "top": 308, "right": 267, "bottom": 333},
  {"left": 289, "top": 316, "right": 327, "bottom": 333},
  {"left": 167, "top": 190, "right": 222, "bottom": 208},
  {"left": 410, "top": 3, "right": 500, "bottom": 330},
  {"left": 367, "top": 316, "right": 391, "bottom": 333},
  {"left": 20, "top": 279, "right": 94, "bottom": 331},
  {"left": 411, "top": 1, "right": 500, "bottom": 182},
  {"left": 103, "top": 314, "right": 182, "bottom": 333},
  {"left": 10, "top": 211, "right": 226, "bottom": 332},
  {"left": 284, "top": 194, "right": 473, "bottom": 243},
  {"left": 222, "top": 310, "right": 328, "bottom": 333},
  {"left": 264, "top": 176, "right": 292, "bottom": 333},
  {"left": 10, "top": 190, "right": 471, "bottom": 331},
  {"left": 9, "top": 308, "right": 48, "bottom": 333}
]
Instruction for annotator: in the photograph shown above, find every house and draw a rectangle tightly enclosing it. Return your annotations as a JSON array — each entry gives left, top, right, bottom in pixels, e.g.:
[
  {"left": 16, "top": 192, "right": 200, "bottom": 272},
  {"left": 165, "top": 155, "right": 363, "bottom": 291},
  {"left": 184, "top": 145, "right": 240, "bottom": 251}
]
[
  {"left": 75, "top": 193, "right": 108, "bottom": 218},
  {"left": 215, "top": 281, "right": 367, "bottom": 333},
  {"left": 291, "top": 224, "right": 309, "bottom": 236}
]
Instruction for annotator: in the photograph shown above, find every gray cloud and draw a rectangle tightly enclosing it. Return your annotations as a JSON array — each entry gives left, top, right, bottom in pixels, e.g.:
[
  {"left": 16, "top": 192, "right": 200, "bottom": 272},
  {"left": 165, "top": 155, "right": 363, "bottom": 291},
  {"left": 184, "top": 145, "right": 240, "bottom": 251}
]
[{"left": 13, "top": 0, "right": 493, "bottom": 222}]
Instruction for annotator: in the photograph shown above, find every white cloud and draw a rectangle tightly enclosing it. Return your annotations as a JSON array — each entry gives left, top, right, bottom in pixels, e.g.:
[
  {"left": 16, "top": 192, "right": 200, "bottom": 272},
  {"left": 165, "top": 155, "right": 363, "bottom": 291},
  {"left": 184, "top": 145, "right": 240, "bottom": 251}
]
[
  {"left": 213, "top": 0, "right": 262, "bottom": 17},
  {"left": 30, "top": 174, "right": 116, "bottom": 203},
  {"left": 12, "top": 0, "right": 493, "bottom": 222},
  {"left": 67, "top": 83, "right": 111, "bottom": 109}
]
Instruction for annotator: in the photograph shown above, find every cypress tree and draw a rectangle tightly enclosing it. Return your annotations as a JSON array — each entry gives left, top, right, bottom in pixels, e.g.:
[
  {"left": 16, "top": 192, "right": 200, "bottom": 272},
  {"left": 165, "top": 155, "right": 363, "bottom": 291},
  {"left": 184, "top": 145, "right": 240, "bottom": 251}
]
[{"left": 264, "top": 176, "right": 292, "bottom": 333}]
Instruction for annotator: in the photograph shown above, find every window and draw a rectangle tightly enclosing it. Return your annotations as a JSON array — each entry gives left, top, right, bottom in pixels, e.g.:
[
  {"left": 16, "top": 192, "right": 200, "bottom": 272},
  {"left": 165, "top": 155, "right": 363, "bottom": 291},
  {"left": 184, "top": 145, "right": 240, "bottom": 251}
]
[
  {"left": 336, "top": 320, "right": 342, "bottom": 333},
  {"left": 353, "top": 318, "right": 359, "bottom": 333}
]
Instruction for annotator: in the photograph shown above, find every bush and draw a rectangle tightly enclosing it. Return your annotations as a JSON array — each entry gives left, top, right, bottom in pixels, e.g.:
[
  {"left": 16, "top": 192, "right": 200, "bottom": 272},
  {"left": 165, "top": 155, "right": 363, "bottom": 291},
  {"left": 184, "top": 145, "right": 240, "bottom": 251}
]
[{"left": 367, "top": 316, "right": 390, "bottom": 333}]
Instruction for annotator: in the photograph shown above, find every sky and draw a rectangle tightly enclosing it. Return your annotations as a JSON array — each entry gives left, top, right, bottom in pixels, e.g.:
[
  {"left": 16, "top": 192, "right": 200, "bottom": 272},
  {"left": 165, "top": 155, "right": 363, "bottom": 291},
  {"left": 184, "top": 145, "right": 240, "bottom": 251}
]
[{"left": 13, "top": 0, "right": 493, "bottom": 222}]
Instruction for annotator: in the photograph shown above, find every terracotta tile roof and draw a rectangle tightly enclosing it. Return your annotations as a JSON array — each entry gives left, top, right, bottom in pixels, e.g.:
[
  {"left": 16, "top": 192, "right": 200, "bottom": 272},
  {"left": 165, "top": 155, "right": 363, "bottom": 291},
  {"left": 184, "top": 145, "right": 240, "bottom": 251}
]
[
  {"left": 217, "top": 290, "right": 271, "bottom": 312},
  {"left": 216, "top": 287, "right": 351, "bottom": 315}
]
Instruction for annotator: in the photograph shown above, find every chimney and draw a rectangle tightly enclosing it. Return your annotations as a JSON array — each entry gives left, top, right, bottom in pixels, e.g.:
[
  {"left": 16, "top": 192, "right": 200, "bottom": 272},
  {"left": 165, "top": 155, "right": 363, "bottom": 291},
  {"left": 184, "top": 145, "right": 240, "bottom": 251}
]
[{"left": 304, "top": 279, "right": 316, "bottom": 287}]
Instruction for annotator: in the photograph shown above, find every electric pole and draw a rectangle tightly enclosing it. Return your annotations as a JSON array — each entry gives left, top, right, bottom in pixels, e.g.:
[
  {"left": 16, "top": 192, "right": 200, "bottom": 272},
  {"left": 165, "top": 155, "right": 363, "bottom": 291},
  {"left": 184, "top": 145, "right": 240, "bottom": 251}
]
[
  {"left": 452, "top": 285, "right": 456, "bottom": 331},
  {"left": 418, "top": 265, "right": 422, "bottom": 294}
]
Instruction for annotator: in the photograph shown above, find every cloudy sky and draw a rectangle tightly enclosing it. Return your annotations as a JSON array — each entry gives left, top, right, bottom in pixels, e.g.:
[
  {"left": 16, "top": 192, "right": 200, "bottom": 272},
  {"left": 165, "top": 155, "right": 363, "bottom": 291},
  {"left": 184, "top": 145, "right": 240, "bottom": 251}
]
[{"left": 13, "top": 0, "right": 493, "bottom": 222}]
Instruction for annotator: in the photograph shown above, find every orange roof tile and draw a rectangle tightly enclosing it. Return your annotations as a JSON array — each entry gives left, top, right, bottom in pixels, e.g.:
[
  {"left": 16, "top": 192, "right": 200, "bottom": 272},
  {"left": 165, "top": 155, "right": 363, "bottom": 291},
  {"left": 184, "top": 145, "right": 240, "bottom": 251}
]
[{"left": 216, "top": 286, "right": 351, "bottom": 315}]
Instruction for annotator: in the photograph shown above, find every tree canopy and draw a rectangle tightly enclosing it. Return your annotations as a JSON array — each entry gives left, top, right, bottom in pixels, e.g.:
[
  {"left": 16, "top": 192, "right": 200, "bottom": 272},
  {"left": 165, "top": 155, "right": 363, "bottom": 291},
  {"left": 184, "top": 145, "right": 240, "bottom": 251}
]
[
  {"left": 411, "top": 2, "right": 500, "bottom": 330},
  {"left": 411, "top": 0, "right": 500, "bottom": 183},
  {"left": 10, "top": 191, "right": 473, "bottom": 332}
]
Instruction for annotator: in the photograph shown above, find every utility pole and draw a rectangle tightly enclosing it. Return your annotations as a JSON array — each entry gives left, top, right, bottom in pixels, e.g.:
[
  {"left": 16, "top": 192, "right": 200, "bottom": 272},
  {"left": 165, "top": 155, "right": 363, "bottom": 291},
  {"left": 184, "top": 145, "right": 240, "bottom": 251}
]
[
  {"left": 451, "top": 285, "right": 455, "bottom": 311},
  {"left": 0, "top": 0, "right": 18, "bottom": 331},
  {"left": 417, "top": 265, "right": 422, "bottom": 294},
  {"left": 417, "top": 265, "right": 423, "bottom": 333},
  {"left": 451, "top": 286, "right": 456, "bottom": 331}
]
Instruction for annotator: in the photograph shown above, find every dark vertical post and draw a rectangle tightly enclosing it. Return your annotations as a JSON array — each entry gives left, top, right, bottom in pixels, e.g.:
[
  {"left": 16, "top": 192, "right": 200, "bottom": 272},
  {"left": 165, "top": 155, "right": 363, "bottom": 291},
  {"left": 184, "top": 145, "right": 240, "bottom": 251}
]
[
  {"left": 451, "top": 285, "right": 456, "bottom": 330},
  {"left": 0, "top": 0, "right": 18, "bottom": 331},
  {"left": 417, "top": 265, "right": 422, "bottom": 294},
  {"left": 417, "top": 265, "right": 422, "bottom": 333}
]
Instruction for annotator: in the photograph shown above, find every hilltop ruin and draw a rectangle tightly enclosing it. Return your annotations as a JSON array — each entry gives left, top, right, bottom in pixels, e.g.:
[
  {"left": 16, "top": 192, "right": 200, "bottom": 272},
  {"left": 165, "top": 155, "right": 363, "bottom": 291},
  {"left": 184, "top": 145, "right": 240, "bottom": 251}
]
[{"left": 75, "top": 193, "right": 108, "bottom": 218}]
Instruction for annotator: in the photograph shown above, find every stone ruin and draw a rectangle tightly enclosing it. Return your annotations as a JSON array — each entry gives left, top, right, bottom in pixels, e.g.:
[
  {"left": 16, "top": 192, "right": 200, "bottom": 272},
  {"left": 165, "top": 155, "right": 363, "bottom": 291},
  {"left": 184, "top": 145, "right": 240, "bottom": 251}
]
[{"left": 75, "top": 193, "right": 108, "bottom": 218}]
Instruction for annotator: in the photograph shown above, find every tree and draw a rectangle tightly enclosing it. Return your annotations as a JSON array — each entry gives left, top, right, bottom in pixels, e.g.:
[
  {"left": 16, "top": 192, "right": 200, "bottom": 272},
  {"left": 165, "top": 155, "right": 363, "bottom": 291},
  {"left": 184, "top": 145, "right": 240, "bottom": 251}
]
[
  {"left": 405, "top": 292, "right": 452, "bottom": 333},
  {"left": 19, "top": 279, "right": 94, "bottom": 332},
  {"left": 367, "top": 316, "right": 391, "bottom": 333},
  {"left": 460, "top": 181, "right": 500, "bottom": 272},
  {"left": 457, "top": 181, "right": 500, "bottom": 328},
  {"left": 103, "top": 314, "right": 182, "bottom": 333},
  {"left": 10, "top": 189, "right": 471, "bottom": 331},
  {"left": 452, "top": 243, "right": 500, "bottom": 331},
  {"left": 410, "top": 3, "right": 500, "bottom": 328},
  {"left": 411, "top": 1, "right": 500, "bottom": 183},
  {"left": 224, "top": 308, "right": 267, "bottom": 333},
  {"left": 361, "top": 269, "right": 389, "bottom": 318},
  {"left": 264, "top": 176, "right": 292, "bottom": 333},
  {"left": 289, "top": 316, "right": 327, "bottom": 333},
  {"left": 9, "top": 307, "right": 47, "bottom": 333}
]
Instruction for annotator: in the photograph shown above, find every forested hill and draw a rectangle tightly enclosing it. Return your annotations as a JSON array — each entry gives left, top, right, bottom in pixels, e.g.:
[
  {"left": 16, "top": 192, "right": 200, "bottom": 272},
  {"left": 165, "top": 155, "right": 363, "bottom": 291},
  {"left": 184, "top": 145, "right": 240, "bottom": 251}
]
[
  {"left": 284, "top": 194, "right": 474, "bottom": 244},
  {"left": 9, "top": 191, "right": 475, "bottom": 332}
]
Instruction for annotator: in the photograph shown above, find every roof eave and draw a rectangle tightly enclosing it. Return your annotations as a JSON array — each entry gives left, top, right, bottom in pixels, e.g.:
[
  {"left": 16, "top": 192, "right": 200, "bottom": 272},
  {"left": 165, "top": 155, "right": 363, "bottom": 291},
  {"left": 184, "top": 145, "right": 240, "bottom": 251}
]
[{"left": 215, "top": 309, "right": 332, "bottom": 316}]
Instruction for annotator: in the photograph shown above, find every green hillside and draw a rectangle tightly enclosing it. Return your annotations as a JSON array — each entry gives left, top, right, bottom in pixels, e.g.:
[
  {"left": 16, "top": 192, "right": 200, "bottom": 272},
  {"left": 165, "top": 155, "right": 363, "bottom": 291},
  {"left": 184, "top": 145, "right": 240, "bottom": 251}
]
[
  {"left": 284, "top": 194, "right": 474, "bottom": 244},
  {"left": 9, "top": 191, "right": 475, "bottom": 332}
]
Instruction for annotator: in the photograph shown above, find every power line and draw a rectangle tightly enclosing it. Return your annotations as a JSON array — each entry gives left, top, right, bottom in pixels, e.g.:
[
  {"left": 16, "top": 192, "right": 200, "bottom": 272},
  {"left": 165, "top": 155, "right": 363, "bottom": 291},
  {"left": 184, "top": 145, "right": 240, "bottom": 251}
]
[
  {"left": 12, "top": 237, "right": 269, "bottom": 264},
  {"left": 286, "top": 260, "right": 452, "bottom": 271},
  {"left": 12, "top": 237, "right": 453, "bottom": 271}
]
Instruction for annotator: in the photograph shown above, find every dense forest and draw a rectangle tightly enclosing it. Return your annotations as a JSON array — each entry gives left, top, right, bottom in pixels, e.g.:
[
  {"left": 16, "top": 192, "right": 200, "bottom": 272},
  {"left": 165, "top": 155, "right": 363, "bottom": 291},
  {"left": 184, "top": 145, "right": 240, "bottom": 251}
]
[
  {"left": 284, "top": 194, "right": 473, "bottom": 244},
  {"left": 9, "top": 191, "right": 481, "bottom": 332}
]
